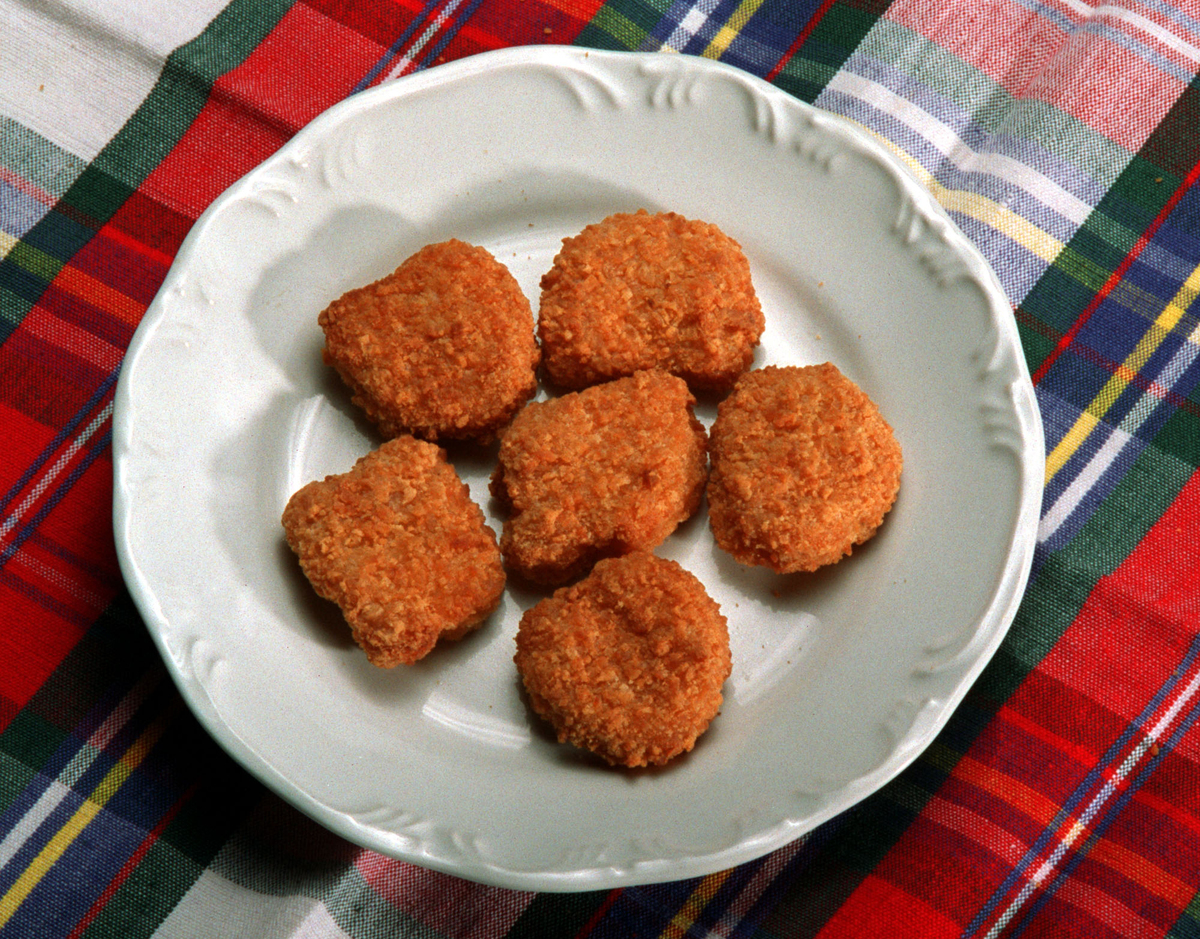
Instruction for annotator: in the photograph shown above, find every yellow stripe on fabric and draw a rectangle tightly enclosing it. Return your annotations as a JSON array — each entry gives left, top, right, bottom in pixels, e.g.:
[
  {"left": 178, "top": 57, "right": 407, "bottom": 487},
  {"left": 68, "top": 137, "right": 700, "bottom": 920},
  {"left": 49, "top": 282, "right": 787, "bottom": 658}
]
[
  {"left": 1044, "top": 258, "right": 1200, "bottom": 484},
  {"left": 1088, "top": 832, "right": 1195, "bottom": 907},
  {"left": 0, "top": 801, "right": 103, "bottom": 928},
  {"left": 0, "top": 707, "right": 173, "bottom": 929},
  {"left": 700, "top": 0, "right": 767, "bottom": 58},
  {"left": 0, "top": 237, "right": 146, "bottom": 328},
  {"left": 807, "top": 115, "right": 1200, "bottom": 489},
  {"left": 937, "top": 184, "right": 1065, "bottom": 263},
  {"left": 1054, "top": 245, "right": 1118, "bottom": 294},
  {"left": 945, "top": 755, "right": 1191, "bottom": 923},
  {"left": 591, "top": 6, "right": 644, "bottom": 47},
  {"left": 1044, "top": 412, "right": 1101, "bottom": 483},
  {"left": 660, "top": 868, "right": 734, "bottom": 938},
  {"left": 954, "top": 755, "right": 1061, "bottom": 828},
  {"left": 5, "top": 239, "right": 63, "bottom": 283},
  {"left": 840, "top": 117, "right": 1067, "bottom": 265},
  {"left": 55, "top": 264, "right": 145, "bottom": 326}
]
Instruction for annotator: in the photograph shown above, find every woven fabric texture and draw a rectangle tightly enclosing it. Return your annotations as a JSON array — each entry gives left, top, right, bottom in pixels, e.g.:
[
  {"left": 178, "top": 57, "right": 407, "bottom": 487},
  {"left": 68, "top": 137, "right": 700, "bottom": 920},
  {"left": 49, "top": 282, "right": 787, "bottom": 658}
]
[{"left": 2, "top": 1, "right": 1199, "bottom": 937}]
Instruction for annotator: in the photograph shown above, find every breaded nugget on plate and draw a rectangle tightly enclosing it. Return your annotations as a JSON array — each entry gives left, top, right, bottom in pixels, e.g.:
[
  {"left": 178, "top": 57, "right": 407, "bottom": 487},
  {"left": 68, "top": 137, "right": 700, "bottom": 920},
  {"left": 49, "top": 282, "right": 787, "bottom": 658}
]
[
  {"left": 538, "top": 210, "right": 764, "bottom": 392},
  {"left": 708, "top": 363, "right": 902, "bottom": 574},
  {"left": 320, "top": 239, "right": 539, "bottom": 443},
  {"left": 491, "top": 370, "right": 708, "bottom": 585},
  {"left": 281, "top": 436, "right": 505, "bottom": 666},
  {"left": 515, "top": 552, "right": 731, "bottom": 768}
]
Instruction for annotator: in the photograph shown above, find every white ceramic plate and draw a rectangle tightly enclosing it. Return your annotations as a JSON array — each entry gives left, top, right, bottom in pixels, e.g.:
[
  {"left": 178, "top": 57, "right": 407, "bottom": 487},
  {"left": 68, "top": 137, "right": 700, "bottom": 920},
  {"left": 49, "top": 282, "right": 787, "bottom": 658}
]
[{"left": 113, "top": 46, "right": 1044, "bottom": 891}]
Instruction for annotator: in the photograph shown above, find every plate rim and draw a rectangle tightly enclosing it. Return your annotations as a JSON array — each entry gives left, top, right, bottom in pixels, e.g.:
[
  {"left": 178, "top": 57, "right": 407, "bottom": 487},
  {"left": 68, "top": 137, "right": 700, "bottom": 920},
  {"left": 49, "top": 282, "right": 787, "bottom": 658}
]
[{"left": 112, "top": 44, "right": 1045, "bottom": 891}]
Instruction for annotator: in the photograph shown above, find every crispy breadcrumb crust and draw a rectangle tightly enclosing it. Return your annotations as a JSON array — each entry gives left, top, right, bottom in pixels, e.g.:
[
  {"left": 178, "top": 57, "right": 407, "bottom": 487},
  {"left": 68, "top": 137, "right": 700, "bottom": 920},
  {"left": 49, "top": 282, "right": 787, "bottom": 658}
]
[
  {"left": 538, "top": 211, "right": 764, "bottom": 392},
  {"left": 708, "top": 363, "right": 902, "bottom": 573},
  {"left": 490, "top": 370, "right": 708, "bottom": 585},
  {"left": 514, "top": 552, "right": 731, "bottom": 767},
  {"left": 281, "top": 436, "right": 505, "bottom": 666},
  {"left": 320, "top": 239, "right": 540, "bottom": 443}
]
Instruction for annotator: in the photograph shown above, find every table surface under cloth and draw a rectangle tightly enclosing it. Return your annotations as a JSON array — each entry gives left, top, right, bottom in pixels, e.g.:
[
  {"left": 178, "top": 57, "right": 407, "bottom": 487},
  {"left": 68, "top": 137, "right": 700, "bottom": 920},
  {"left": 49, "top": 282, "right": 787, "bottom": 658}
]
[{"left": 3, "top": 1, "right": 1200, "bottom": 937}]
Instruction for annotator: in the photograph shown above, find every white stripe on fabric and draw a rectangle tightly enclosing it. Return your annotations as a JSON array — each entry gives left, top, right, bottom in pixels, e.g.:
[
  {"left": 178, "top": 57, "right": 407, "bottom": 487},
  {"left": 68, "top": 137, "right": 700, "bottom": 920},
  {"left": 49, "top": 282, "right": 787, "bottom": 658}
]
[
  {"left": 287, "top": 903, "right": 354, "bottom": 939},
  {"left": 7, "top": 549, "right": 107, "bottom": 611},
  {"left": 0, "top": 780, "right": 74, "bottom": 872},
  {"left": 152, "top": 871, "right": 352, "bottom": 939},
  {"left": 662, "top": 0, "right": 722, "bottom": 53},
  {"left": 0, "top": 0, "right": 228, "bottom": 162},
  {"left": 1039, "top": 315, "right": 1200, "bottom": 545},
  {"left": 0, "top": 669, "right": 160, "bottom": 870},
  {"left": 981, "top": 665, "right": 1200, "bottom": 939},
  {"left": 383, "top": 0, "right": 469, "bottom": 81},
  {"left": 1140, "top": 0, "right": 1200, "bottom": 37},
  {"left": 1091, "top": 4, "right": 1200, "bottom": 62},
  {"left": 0, "top": 401, "right": 113, "bottom": 544},
  {"left": 1113, "top": 329, "right": 1200, "bottom": 440},
  {"left": 823, "top": 71, "right": 1094, "bottom": 225},
  {"left": 708, "top": 837, "right": 807, "bottom": 937},
  {"left": 1038, "top": 424, "right": 1131, "bottom": 544}
]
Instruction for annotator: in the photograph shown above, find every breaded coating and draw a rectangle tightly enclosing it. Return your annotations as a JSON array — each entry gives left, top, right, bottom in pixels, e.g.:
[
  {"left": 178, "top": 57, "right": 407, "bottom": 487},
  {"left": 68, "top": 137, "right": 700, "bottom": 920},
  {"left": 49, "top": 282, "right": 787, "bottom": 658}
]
[
  {"left": 515, "top": 552, "right": 731, "bottom": 767},
  {"left": 490, "top": 370, "right": 708, "bottom": 585},
  {"left": 320, "top": 239, "right": 539, "bottom": 443},
  {"left": 281, "top": 436, "right": 505, "bottom": 666},
  {"left": 538, "top": 210, "right": 764, "bottom": 392},
  {"left": 708, "top": 363, "right": 902, "bottom": 573}
]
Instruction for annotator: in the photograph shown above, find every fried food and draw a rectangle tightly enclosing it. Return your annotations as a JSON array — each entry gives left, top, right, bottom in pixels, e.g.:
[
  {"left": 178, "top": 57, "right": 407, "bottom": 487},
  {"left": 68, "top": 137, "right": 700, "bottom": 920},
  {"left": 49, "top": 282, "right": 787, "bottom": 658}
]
[
  {"left": 538, "top": 210, "right": 764, "bottom": 392},
  {"left": 281, "top": 436, "right": 505, "bottom": 666},
  {"left": 708, "top": 363, "right": 902, "bottom": 573},
  {"left": 319, "top": 239, "right": 539, "bottom": 443},
  {"left": 514, "top": 552, "right": 731, "bottom": 767},
  {"left": 490, "top": 369, "right": 708, "bottom": 585}
]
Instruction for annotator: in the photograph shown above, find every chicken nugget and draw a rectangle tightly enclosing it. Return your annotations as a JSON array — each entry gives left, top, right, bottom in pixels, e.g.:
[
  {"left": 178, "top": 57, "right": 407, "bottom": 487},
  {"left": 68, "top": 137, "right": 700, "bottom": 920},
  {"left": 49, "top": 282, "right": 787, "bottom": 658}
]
[
  {"left": 515, "top": 552, "right": 731, "bottom": 768},
  {"left": 708, "top": 363, "right": 902, "bottom": 573},
  {"left": 282, "top": 436, "right": 505, "bottom": 666},
  {"left": 490, "top": 370, "right": 707, "bottom": 585},
  {"left": 538, "top": 210, "right": 764, "bottom": 392},
  {"left": 320, "top": 239, "right": 539, "bottom": 443}
]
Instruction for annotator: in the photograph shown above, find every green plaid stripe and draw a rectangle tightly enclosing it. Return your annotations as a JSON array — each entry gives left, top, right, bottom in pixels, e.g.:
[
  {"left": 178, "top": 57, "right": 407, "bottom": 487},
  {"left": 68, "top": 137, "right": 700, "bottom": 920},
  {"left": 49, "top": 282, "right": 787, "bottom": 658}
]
[
  {"left": 72, "top": 0, "right": 293, "bottom": 220},
  {"left": 774, "top": 2, "right": 887, "bottom": 102},
  {"left": 1021, "top": 76, "right": 1200, "bottom": 365},
  {"left": 576, "top": 0, "right": 664, "bottom": 50},
  {"left": 4, "top": 0, "right": 1200, "bottom": 936},
  {"left": 0, "top": 0, "right": 292, "bottom": 347}
]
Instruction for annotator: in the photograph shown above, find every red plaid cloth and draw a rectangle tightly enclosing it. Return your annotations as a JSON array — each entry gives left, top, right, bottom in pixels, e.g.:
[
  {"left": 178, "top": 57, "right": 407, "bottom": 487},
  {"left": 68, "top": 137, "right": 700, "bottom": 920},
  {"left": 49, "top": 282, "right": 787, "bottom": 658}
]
[{"left": 2, "top": 0, "right": 1199, "bottom": 937}]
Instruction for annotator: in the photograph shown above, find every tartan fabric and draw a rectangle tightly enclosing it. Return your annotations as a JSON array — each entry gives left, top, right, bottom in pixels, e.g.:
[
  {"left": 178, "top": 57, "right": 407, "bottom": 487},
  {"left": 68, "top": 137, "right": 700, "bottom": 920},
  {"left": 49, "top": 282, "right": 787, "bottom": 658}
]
[{"left": 2, "top": 0, "right": 1199, "bottom": 936}]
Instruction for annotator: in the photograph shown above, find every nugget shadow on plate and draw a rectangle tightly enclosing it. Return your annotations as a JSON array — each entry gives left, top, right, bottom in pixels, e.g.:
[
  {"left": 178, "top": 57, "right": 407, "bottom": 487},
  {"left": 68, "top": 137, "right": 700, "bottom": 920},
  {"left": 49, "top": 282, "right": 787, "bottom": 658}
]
[
  {"left": 276, "top": 536, "right": 358, "bottom": 653},
  {"left": 321, "top": 607, "right": 504, "bottom": 712},
  {"left": 499, "top": 570, "right": 558, "bottom": 604},
  {"left": 275, "top": 531, "right": 503, "bottom": 675},
  {"left": 417, "top": 170, "right": 652, "bottom": 255},
  {"left": 688, "top": 385, "right": 735, "bottom": 426},
  {"left": 667, "top": 499, "right": 708, "bottom": 542},
  {"left": 305, "top": 340, "right": 384, "bottom": 444},
  {"left": 710, "top": 535, "right": 859, "bottom": 613},
  {"left": 243, "top": 205, "right": 422, "bottom": 377},
  {"left": 440, "top": 437, "right": 502, "bottom": 481}
]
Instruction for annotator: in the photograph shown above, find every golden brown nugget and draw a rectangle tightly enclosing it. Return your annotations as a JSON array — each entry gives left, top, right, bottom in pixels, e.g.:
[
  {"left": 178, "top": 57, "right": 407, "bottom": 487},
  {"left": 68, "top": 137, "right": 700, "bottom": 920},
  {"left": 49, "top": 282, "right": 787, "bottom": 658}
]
[
  {"left": 320, "top": 239, "right": 539, "bottom": 443},
  {"left": 708, "top": 363, "right": 902, "bottom": 573},
  {"left": 282, "top": 436, "right": 505, "bottom": 666},
  {"left": 491, "top": 370, "right": 707, "bottom": 585},
  {"left": 515, "top": 552, "right": 731, "bottom": 768},
  {"left": 538, "top": 210, "right": 764, "bottom": 392}
]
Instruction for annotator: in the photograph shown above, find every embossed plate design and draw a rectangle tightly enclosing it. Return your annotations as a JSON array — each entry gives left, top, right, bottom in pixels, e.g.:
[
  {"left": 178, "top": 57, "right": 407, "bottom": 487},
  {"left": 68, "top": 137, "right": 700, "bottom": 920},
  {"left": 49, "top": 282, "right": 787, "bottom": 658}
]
[{"left": 113, "top": 47, "right": 1044, "bottom": 890}]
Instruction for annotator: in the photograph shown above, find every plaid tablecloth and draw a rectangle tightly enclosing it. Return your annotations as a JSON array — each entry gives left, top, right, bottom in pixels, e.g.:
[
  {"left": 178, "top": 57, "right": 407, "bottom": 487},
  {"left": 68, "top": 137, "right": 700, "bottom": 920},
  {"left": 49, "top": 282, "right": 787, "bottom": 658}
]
[{"left": 3, "top": 0, "right": 1200, "bottom": 936}]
